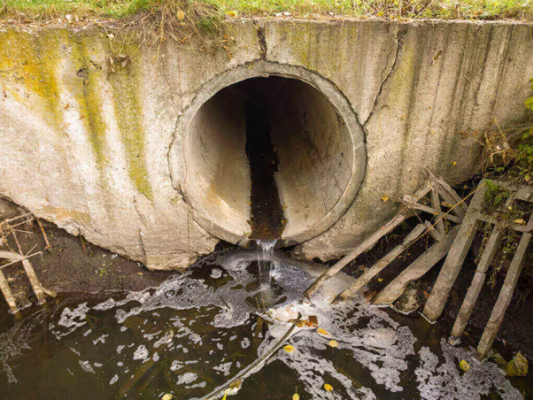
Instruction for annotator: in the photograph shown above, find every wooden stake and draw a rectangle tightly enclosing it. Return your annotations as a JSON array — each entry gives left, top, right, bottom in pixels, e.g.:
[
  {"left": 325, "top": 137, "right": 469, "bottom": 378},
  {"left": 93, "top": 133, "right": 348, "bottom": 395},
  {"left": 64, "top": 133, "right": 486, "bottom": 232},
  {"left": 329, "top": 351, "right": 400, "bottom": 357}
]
[
  {"left": 0, "top": 269, "right": 18, "bottom": 314},
  {"left": 336, "top": 224, "right": 426, "bottom": 301},
  {"left": 304, "top": 213, "right": 408, "bottom": 298},
  {"left": 21, "top": 259, "right": 46, "bottom": 304},
  {"left": 476, "top": 214, "right": 532, "bottom": 360},
  {"left": 304, "top": 183, "right": 432, "bottom": 298},
  {"left": 430, "top": 183, "right": 445, "bottom": 235},
  {"left": 36, "top": 219, "right": 52, "bottom": 251},
  {"left": 373, "top": 227, "right": 457, "bottom": 307},
  {"left": 422, "top": 184, "right": 485, "bottom": 322},
  {"left": 450, "top": 216, "right": 507, "bottom": 339}
]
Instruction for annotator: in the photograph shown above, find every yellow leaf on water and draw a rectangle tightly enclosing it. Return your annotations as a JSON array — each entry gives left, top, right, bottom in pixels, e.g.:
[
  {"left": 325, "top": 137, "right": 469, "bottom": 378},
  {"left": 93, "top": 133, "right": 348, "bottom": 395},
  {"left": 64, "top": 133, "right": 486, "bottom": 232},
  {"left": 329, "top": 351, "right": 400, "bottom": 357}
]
[
  {"left": 329, "top": 340, "right": 339, "bottom": 348},
  {"left": 506, "top": 352, "right": 528, "bottom": 377},
  {"left": 513, "top": 219, "right": 526, "bottom": 225},
  {"left": 292, "top": 394, "right": 300, "bottom": 400},
  {"left": 284, "top": 345, "right": 295, "bottom": 353},
  {"left": 162, "top": 394, "right": 173, "bottom": 400},
  {"left": 324, "top": 383, "right": 333, "bottom": 392},
  {"left": 459, "top": 359, "right": 470, "bottom": 371},
  {"left": 317, "top": 328, "right": 329, "bottom": 336}
]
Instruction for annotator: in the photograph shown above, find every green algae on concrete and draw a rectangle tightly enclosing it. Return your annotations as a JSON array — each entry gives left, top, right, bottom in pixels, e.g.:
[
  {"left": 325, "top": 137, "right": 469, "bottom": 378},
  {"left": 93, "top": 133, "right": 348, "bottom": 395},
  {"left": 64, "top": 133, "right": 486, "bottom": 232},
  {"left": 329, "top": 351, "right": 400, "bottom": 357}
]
[
  {"left": 108, "top": 44, "right": 153, "bottom": 201},
  {"left": 68, "top": 32, "right": 109, "bottom": 170},
  {"left": 0, "top": 29, "right": 65, "bottom": 131}
]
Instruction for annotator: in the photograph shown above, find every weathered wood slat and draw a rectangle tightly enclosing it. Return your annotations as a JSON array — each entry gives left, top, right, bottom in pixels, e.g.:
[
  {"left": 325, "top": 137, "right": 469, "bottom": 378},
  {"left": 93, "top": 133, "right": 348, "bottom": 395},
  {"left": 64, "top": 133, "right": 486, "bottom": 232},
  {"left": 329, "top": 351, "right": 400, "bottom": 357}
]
[
  {"left": 448, "top": 191, "right": 517, "bottom": 339},
  {"left": 400, "top": 200, "right": 462, "bottom": 223},
  {"left": 426, "top": 169, "right": 467, "bottom": 218},
  {"left": 424, "top": 220, "right": 444, "bottom": 242},
  {"left": 431, "top": 184, "right": 445, "bottom": 235},
  {"left": 476, "top": 214, "right": 532, "bottom": 360},
  {"left": 304, "top": 213, "right": 408, "bottom": 298},
  {"left": 373, "top": 226, "right": 457, "bottom": 307},
  {"left": 422, "top": 185, "right": 486, "bottom": 322},
  {"left": 21, "top": 259, "right": 46, "bottom": 304},
  {"left": 336, "top": 224, "right": 427, "bottom": 301},
  {"left": 0, "top": 270, "right": 18, "bottom": 314},
  {"left": 450, "top": 225, "right": 503, "bottom": 339}
]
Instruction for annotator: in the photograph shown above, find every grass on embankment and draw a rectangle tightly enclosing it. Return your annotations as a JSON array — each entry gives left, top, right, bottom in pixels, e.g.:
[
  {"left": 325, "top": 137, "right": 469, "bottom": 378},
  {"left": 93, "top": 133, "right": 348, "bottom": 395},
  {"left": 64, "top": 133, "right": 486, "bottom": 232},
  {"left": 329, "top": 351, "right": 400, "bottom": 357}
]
[{"left": 1, "top": 0, "right": 532, "bottom": 22}]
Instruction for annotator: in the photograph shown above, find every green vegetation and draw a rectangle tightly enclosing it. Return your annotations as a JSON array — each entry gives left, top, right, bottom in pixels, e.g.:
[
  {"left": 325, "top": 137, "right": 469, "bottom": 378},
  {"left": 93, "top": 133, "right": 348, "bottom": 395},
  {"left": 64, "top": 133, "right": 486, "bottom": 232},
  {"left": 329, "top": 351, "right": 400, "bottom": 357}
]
[{"left": 1, "top": 0, "right": 532, "bottom": 22}]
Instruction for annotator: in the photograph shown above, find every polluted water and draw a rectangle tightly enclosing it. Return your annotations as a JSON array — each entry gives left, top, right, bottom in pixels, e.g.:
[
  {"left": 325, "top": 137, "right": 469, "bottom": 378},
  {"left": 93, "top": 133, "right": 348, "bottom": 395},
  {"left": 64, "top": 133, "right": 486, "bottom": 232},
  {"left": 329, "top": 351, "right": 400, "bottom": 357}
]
[{"left": 0, "top": 248, "right": 527, "bottom": 400}]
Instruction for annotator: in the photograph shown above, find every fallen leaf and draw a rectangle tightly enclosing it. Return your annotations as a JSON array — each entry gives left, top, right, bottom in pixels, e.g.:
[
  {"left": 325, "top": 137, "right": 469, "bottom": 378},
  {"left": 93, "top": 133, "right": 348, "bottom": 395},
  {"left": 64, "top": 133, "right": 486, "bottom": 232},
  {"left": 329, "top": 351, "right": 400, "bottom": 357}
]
[
  {"left": 378, "top": 277, "right": 384, "bottom": 282},
  {"left": 162, "top": 394, "right": 173, "bottom": 400},
  {"left": 459, "top": 359, "right": 470, "bottom": 372},
  {"left": 513, "top": 219, "right": 526, "bottom": 225},
  {"left": 176, "top": 8, "right": 185, "bottom": 20},
  {"left": 306, "top": 315, "right": 318, "bottom": 328},
  {"left": 441, "top": 201, "right": 453, "bottom": 208},
  {"left": 317, "top": 328, "right": 329, "bottom": 336},
  {"left": 226, "top": 10, "right": 238, "bottom": 17},
  {"left": 324, "top": 383, "right": 333, "bottom": 392},
  {"left": 292, "top": 394, "right": 300, "bottom": 400},
  {"left": 329, "top": 340, "right": 339, "bottom": 348},
  {"left": 452, "top": 161, "right": 457, "bottom": 166},
  {"left": 284, "top": 345, "right": 295, "bottom": 353},
  {"left": 381, "top": 195, "right": 389, "bottom": 202},
  {"left": 506, "top": 352, "right": 528, "bottom": 377}
]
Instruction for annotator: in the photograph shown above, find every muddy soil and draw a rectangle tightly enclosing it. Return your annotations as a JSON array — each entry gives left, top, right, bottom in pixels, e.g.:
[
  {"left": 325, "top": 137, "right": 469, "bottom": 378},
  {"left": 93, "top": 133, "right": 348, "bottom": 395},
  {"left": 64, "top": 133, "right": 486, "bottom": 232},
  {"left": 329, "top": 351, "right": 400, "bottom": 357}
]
[{"left": 0, "top": 198, "right": 171, "bottom": 314}]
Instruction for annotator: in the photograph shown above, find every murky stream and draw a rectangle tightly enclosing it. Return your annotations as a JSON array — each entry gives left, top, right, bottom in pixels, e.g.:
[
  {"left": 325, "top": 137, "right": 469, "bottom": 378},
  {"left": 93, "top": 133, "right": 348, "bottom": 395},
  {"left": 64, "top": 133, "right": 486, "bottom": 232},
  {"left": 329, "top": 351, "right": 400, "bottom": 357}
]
[{"left": 0, "top": 250, "right": 528, "bottom": 399}]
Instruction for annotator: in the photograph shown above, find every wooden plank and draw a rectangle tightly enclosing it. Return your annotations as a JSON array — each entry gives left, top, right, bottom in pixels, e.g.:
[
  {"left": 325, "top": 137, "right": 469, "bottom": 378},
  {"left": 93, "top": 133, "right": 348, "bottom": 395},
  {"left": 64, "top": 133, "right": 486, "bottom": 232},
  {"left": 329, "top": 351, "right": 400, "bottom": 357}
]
[
  {"left": 424, "top": 220, "right": 444, "bottom": 242},
  {"left": 450, "top": 225, "right": 503, "bottom": 339},
  {"left": 337, "top": 224, "right": 426, "bottom": 301},
  {"left": 400, "top": 199, "right": 462, "bottom": 223},
  {"left": 477, "top": 215, "right": 532, "bottom": 360},
  {"left": 426, "top": 168, "right": 467, "bottom": 218},
  {"left": 304, "top": 213, "right": 408, "bottom": 298},
  {"left": 21, "top": 259, "right": 46, "bottom": 304},
  {"left": 449, "top": 192, "right": 516, "bottom": 339},
  {"left": 0, "top": 270, "right": 18, "bottom": 314},
  {"left": 431, "top": 185, "right": 445, "bottom": 235},
  {"left": 373, "top": 226, "right": 457, "bottom": 307},
  {"left": 422, "top": 184, "right": 486, "bottom": 322}
]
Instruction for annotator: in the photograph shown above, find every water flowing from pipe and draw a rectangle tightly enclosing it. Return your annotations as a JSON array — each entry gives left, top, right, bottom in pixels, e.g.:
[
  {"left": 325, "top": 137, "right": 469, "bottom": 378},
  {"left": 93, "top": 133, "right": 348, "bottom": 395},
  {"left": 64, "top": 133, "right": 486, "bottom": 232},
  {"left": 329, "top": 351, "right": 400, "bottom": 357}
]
[{"left": 256, "top": 239, "right": 277, "bottom": 287}]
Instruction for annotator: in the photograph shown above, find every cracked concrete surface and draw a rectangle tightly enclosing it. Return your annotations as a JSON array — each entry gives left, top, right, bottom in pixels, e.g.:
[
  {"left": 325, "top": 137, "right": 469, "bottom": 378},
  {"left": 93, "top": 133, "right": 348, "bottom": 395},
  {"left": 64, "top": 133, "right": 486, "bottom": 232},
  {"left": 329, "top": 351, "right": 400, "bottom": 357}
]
[{"left": 0, "top": 19, "right": 532, "bottom": 269}]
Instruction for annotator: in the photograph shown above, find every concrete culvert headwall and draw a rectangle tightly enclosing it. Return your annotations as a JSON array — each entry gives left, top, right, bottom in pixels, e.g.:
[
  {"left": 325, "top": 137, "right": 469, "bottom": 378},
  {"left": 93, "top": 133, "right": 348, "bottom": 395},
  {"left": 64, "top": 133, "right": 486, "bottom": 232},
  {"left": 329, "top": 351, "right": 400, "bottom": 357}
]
[
  {"left": 171, "top": 63, "right": 366, "bottom": 245},
  {"left": 2, "top": 21, "right": 532, "bottom": 270}
]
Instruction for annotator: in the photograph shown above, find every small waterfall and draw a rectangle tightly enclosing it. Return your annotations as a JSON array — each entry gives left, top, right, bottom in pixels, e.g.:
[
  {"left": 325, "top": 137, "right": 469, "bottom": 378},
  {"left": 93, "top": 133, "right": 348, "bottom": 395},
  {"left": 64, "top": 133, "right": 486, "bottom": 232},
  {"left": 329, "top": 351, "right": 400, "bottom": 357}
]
[{"left": 256, "top": 239, "right": 277, "bottom": 287}]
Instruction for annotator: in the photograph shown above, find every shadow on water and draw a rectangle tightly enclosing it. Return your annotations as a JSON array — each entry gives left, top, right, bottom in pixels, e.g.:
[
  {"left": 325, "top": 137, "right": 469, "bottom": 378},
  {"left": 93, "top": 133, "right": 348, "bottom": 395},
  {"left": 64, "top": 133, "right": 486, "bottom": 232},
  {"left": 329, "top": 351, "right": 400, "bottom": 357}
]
[{"left": 0, "top": 249, "right": 530, "bottom": 400}]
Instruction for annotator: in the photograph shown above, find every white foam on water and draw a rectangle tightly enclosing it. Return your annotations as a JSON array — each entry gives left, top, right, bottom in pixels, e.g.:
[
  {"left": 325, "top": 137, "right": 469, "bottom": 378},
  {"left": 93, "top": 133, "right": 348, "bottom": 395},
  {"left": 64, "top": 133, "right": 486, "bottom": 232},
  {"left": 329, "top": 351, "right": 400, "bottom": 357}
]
[
  {"left": 177, "top": 372, "right": 198, "bottom": 385},
  {"left": 13, "top": 250, "right": 522, "bottom": 400},
  {"left": 213, "top": 362, "right": 232, "bottom": 376},
  {"left": 416, "top": 339, "right": 521, "bottom": 400},
  {"left": 133, "top": 345, "right": 149, "bottom": 361},
  {"left": 79, "top": 360, "right": 95, "bottom": 374}
]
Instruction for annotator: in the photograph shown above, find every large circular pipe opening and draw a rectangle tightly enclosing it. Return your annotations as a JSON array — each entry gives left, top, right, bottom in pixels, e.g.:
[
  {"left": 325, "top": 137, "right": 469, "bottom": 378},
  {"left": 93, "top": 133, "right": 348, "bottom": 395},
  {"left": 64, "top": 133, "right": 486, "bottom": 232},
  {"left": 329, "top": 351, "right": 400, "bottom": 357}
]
[{"left": 171, "top": 63, "right": 365, "bottom": 245}]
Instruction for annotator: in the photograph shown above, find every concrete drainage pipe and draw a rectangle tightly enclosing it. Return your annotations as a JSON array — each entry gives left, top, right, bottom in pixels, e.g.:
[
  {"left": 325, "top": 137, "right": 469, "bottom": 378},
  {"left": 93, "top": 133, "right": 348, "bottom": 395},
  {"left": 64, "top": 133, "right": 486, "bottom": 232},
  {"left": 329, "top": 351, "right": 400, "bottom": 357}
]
[{"left": 169, "top": 61, "right": 366, "bottom": 245}]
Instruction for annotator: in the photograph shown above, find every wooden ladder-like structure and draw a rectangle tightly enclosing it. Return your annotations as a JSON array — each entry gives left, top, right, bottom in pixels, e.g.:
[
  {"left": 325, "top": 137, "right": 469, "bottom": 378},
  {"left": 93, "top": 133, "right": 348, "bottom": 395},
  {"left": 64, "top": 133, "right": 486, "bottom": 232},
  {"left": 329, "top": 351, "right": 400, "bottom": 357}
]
[{"left": 422, "top": 180, "right": 533, "bottom": 359}]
